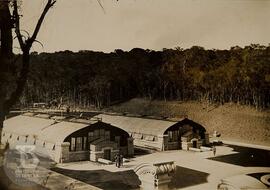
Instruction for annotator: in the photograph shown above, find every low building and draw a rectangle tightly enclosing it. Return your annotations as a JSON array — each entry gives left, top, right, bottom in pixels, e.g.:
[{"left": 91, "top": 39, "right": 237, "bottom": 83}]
[
  {"left": 96, "top": 114, "right": 208, "bottom": 151},
  {"left": 1, "top": 113, "right": 134, "bottom": 163}
]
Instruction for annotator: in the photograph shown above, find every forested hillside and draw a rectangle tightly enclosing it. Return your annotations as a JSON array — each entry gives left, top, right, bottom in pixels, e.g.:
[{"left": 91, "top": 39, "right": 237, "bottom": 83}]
[{"left": 18, "top": 44, "right": 270, "bottom": 109}]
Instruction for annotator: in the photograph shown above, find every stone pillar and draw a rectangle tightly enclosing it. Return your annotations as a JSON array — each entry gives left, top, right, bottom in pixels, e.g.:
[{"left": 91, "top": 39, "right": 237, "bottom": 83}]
[
  {"left": 89, "top": 144, "right": 98, "bottom": 162},
  {"left": 204, "top": 133, "right": 210, "bottom": 145},
  {"left": 127, "top": 137, "right": 134, "bottom": 156},
  {"left": 161, "top": 135, "right": 169, "bottom": 151},
  {"left": 60, "top": 142, "right": 70, "bottom": 163},
  {"left": 197, "top": 140, "right": 202, "bottom": 148},
  {"left": 157, "top": 135, "right": 164, "bottom": 151}
]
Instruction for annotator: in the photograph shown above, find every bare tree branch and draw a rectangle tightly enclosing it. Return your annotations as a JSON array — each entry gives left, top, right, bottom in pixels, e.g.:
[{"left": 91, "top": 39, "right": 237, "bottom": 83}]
[
  {"left": 29, "top": 0, "right": 56, "bottom": 48},
  {"left": 21, "top": 30, "right": 30, "bottom": 38},
  {"left": 97, "top": 0, "right": 106, "bottom": 14},
  {"left": 13, "top": 0, "right": 24, "bottom": 49},
  {"left": 33, "top": 39, "right": 44, "bottom": 49},
  {"left": 13, "top": 0, "right": 56, "bottom": 51}
]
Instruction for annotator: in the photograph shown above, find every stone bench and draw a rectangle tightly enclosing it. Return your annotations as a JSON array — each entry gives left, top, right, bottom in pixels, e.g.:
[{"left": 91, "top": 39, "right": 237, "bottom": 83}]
[
  {"left": 123, "top": 158, "right": 130, "bottom": 162},
  {"left": 97, "top": 158, "right": 113, "bottom": 165},
  {"left": 189, "top": 147, "right": 202, "bottom": 152},
  {"left": 200, "top": 146, "right": 212, "bottom": 151},
  {"left": 134, "top": 161, "right": 176, "bottom": 188}
]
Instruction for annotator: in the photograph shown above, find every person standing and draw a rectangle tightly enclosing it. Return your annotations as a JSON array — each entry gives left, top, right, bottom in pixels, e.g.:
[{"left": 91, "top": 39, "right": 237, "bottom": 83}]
[
  {"left": 114, "top": 154, "right": 119, "bottom": 168},
  {"left": 120, "top": 154, "right": 123, "bottom": 167},
  {"left": 118, "top": 154, "right": 121, "bottom": 168},
  {"left": 213, "top": 146, "right": 216, "bottom": 156}
]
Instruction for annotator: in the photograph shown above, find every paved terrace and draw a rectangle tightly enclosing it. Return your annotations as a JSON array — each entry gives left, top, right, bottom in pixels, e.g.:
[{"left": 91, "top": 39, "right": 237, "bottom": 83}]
[{"left": 54, "top": 145, "right": 270, "bottom": 190}]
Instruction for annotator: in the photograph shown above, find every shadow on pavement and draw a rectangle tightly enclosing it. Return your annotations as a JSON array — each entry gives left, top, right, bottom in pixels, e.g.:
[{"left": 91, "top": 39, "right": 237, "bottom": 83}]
[
  {"left": 134, "top": 147, "right": 155, "bottom": 156},
  {"left": 169, "top": 166, "right": 209, "bottom": 189},
  {"left": 0, "top": 167, "right": 47, "bottom": 190},
  {"left": 52, "top": 167, "right": 141, "bottom": 190},
  {"left": 208, "top": 145, "right": 270, "bottom": 167}
]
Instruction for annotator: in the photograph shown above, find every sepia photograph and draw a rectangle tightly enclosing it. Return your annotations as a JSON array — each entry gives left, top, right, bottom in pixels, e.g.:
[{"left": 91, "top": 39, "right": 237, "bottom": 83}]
[{"left": 0, "top": 0, "right": 270, "bottom": 189}]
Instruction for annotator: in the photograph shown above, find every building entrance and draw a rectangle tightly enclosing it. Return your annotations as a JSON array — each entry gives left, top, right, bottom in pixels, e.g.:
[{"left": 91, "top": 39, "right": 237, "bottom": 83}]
[
  {"left": 104, "top": 149, "right": 111, "bottom": 160},
  {"left": 192, "top": 140, "right": 197, "bottom": 148}
]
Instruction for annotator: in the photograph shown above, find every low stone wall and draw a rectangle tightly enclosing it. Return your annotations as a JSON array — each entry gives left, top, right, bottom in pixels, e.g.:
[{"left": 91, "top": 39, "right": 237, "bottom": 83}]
[
  {"left": 181, "top": 142, "right": 192, "bottom": 150},
  {"left": 90, "top": 151, "right": 104, "bottom": 162},
  {"left": 182, "top": 140, "right": 203, "bottom": 150},
  {"left": 68, "top": 151, "right": 89, "bottom": 162},
  {"left": 90, "top": 142, "right": 117, "bottom": 152},
  {"left": 167, "top": 142, "right": 180, "bottom": 150},
  {"left": 90, "top": 149, "right": 119, "bottom": 162}
]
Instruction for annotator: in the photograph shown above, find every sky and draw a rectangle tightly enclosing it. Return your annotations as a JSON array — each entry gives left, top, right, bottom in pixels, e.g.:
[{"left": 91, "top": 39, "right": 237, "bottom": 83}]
[{"left": 17, "top": 0, "right": 270, "bottom": 53}]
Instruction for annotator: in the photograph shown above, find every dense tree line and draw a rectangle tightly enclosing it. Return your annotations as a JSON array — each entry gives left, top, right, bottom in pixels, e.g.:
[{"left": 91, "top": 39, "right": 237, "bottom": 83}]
[{"left": 17, "top": 44, "right": 270, "bottom": 109}]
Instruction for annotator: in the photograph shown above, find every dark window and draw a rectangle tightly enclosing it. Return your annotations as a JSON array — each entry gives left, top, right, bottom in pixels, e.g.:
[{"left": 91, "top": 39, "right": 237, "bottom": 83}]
[
  {"left": 100, "top": 129, "right": 105, "bottom": 137},
  {"left": 83, "top": 137, "right": 87, "bottom": 150},
  {"left": 88, "top": 132, "right": 94, "bottom": 142},
  {"left": 173, "top": 131, "right": 179, "bottom": 141},
  {"left": 71, "top": 137, "right": 76, "bottom": 151},
  {"left": 94, "top": 130, "right": 99, "bottom": 138},
  {"left": 115, "top": 136, "right": 120, "bottom": 146},
  {"left": 76, "top": 137, "right": 82, "bottom": 151},
  {"left": 105, "top": 131, "right": 110, "bottom": 141},
  {"left": 168, "top": 131, "right": 173, "bottom": 142},
  {"left": 120, "top": 135, "right": 128, "bottom": 146},
  {"left": 168, "top": 131, "right": 179, "bottom": 142}
]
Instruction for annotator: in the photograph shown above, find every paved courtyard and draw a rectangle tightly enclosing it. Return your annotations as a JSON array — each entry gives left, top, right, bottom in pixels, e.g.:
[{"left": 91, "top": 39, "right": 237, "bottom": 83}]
[{"left": 53, "top": 145, "right": 270, "bottom": 190}]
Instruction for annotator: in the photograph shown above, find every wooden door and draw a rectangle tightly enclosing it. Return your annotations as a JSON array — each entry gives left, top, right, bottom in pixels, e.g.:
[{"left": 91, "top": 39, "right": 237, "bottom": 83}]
[{"left": 104, "top": 149, "right": 111, "bottom": 160}]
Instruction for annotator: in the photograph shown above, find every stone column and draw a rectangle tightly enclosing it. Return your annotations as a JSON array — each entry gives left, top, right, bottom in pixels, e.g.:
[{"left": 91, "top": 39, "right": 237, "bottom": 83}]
[
  {"left": 60, "top": 142, "right": 70, "bottom": 163},
  {"left": 204, "top": 133, "right": 210, "bottom": 145},
  {"left": 156, "top": 135, "right": 163, "bottom": 151},
  {"left": 127, "top": 137, "right": 134, "bottom": 156},
  {"left": 160, "top": 135, "right": 169, "bottom": 151}
]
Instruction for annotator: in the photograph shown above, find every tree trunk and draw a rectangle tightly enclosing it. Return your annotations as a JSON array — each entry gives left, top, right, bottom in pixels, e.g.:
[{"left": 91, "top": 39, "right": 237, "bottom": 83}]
[
  {"left": 0, "top": 1, "right": 13, "bottom": 57},
  {"left": 0, "top": 102, "right": 5, "bottom": 148},
  {"left": 0, "top": 1, "right": 13, "bottom": 146}
]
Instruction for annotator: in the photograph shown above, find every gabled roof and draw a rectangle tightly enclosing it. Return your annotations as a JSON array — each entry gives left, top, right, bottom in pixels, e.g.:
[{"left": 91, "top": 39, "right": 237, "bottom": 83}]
[{"left": 96, "top": 114, "right": 178, "bottom": 136}]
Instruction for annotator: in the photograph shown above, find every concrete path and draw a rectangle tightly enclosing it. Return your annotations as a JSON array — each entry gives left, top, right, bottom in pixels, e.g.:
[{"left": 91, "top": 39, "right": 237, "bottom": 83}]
[{"left": 220, "top": 140, "right": 270, "bottom": 151}]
